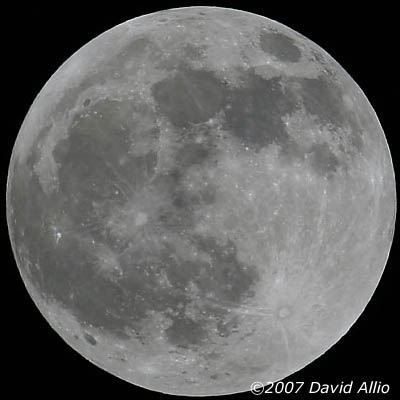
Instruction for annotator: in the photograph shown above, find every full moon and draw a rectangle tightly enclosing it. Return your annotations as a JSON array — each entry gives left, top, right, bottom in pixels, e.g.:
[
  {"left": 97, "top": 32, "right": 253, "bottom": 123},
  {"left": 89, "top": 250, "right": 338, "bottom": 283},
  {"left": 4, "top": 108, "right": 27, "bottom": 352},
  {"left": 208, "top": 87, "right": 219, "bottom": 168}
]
[{"left": 6, "top": 6, "right": 395, "bottom": 396}]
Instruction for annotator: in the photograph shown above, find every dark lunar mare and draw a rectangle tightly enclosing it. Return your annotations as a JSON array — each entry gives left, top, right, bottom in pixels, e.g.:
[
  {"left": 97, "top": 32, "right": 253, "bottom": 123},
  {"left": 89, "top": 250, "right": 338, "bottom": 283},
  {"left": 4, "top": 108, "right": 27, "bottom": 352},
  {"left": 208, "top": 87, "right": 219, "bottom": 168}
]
[
  {"left": 296, "top": 76, "right": 363, "bottom": 149},
  {"left": 152, "top": 67, "right": 228, "bottom": 128},
  {"left": 259, "top": 31, "right": 302, "bottom": 62},
  {"left": 223, "top": 73, "right": 297, "bottom": 151},
  {"left": 152, "top": 64, "right": 363, "bottom": 178},
  {"left": 9, "top": 94, "right": 260, "bottom": 348}
]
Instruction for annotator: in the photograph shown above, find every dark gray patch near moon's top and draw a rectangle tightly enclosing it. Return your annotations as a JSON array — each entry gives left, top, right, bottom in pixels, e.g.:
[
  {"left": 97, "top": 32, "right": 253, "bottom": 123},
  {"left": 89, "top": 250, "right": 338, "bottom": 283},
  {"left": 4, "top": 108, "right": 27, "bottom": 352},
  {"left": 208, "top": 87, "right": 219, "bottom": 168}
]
[
  {"left": 295, "top": 76, "right": 363, "bottom": 149},
  {"left": 259, "top": 31, "right": 302, "bottom": 62},
  {"left": 152, "top": 60, "right": 361, "bottom": 180},
  {"left": 117, "top": 37, "right": 152, "bottom": 62},
  {"left": 152, "top": 67, "right": 228, "bottom": 128},
  {"left": 224, "top": 74, "right": 297, "bottom": 152},
  {"left": 298, "top": 77, "right": 348, "bottom": 127}
]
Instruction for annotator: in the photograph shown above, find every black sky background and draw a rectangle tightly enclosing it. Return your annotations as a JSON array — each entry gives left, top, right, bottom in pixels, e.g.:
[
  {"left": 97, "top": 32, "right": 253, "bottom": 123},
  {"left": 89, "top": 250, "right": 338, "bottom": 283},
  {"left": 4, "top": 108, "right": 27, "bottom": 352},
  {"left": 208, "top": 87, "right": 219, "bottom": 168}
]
[{"left": 2, "top": 1, "right": 397, "bottom": 398}]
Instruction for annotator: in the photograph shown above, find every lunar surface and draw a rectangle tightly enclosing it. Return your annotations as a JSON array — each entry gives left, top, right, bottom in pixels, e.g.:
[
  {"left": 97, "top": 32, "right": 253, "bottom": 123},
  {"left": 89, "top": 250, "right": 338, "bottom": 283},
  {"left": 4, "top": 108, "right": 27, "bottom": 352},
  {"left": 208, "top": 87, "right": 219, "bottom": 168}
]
[{"left": 7, "top": 6, "right": 395, "bottom": 396}]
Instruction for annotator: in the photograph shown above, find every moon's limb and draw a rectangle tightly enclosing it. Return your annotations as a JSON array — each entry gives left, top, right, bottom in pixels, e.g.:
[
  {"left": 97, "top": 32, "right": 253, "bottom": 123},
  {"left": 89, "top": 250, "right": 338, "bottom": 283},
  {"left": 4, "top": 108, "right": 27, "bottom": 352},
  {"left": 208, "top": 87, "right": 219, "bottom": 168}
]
[{"left": 7, "top": 6, "right": 395, "bottom": 396}]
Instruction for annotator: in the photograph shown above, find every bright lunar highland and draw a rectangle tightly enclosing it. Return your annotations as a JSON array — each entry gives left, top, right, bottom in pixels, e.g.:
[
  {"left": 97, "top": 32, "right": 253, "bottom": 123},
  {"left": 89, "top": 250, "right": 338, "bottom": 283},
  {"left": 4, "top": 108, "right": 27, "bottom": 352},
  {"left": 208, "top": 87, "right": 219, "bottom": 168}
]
[{"left": 6, "top": 6, "right": 395, "bottom": 396}]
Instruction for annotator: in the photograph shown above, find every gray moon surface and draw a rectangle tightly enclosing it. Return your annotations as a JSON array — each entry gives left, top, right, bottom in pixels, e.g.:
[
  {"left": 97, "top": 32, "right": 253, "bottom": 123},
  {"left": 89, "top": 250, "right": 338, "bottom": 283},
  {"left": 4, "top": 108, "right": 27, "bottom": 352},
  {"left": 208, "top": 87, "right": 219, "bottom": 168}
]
[{"left": 7, "top": 6, "right": 396, "bottom": 396}]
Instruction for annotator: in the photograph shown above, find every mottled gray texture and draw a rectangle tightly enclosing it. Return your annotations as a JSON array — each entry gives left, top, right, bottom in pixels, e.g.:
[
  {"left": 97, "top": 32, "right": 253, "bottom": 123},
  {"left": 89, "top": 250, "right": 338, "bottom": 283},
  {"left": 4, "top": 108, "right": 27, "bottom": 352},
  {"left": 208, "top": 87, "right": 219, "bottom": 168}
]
[
  {"left": 7, "top": 6, "right": 395, "bottom": 396},
  {"left": 259, "top": 31, "right": 302, "bottom": 62},
  {"left": 152, "top": 68, "right": 228, "bottom": 127}
]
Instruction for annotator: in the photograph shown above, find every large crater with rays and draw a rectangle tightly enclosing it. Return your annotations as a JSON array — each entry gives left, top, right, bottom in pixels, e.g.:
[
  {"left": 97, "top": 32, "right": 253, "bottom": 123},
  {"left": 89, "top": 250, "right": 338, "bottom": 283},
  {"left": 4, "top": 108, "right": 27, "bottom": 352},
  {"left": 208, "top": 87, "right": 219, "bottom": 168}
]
[{"left": 7, "top": 6, "right": 395, "bottom": 396}]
